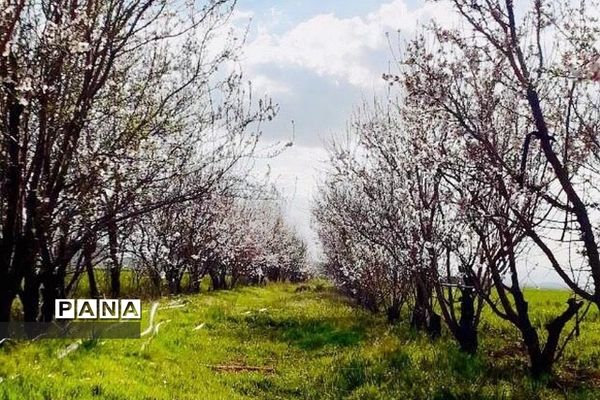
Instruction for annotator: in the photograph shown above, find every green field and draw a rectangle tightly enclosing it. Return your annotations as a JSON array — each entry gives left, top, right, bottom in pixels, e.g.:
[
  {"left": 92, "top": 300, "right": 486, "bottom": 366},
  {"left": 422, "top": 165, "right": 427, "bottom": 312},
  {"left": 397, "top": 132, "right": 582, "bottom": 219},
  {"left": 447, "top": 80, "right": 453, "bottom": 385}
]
[{"left": 0, "top": 283, "right": 599, "bottom": 399}]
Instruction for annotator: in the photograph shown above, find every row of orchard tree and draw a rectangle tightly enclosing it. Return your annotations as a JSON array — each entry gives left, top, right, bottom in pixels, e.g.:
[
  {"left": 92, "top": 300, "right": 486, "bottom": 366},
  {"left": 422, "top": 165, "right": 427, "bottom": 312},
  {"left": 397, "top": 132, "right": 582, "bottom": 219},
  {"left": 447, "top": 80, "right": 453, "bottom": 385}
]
[
  {"left": 314, "top": 0, "right": 600, "bottom": 377},
  {"left": 0, "top": 0, "right": 307, "bottom": 330}
]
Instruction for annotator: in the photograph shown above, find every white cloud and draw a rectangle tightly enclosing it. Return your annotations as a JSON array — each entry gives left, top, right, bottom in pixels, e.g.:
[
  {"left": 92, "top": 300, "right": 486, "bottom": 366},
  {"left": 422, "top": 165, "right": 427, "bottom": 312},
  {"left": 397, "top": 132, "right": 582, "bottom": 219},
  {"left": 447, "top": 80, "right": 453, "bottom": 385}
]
[
  {"left": 252, "top": 143, "right": 329, "bottom": 260},
  {"left": 230, "top": 9, "right": 255, "bottom": 23},
  {"left": 370, "top": 0, "right": 456, "bottom": 33},
  {"left": 239, "top": 0, "right": 458, "bottom": 89},
  {"left": 243, "top": 13, "right": 379, "bottom": 89},
  {"left": 250, "top": 74, "right": 291, "bottom": 95}
]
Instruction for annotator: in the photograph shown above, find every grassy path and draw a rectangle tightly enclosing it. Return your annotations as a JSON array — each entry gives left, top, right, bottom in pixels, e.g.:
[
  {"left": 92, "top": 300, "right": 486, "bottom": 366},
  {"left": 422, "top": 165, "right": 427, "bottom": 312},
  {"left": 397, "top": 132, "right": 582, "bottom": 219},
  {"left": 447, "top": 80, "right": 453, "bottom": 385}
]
[{"left": 0, "top": 283, "right": 599, "bottom": 399}]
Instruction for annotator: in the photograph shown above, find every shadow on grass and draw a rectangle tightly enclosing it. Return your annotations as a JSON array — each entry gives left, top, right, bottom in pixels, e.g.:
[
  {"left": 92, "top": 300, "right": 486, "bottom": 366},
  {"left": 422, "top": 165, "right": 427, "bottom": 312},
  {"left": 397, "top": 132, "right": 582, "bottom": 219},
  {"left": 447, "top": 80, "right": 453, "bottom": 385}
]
[
  {"left": 242, "top": 314, "right": 365, "bottom": 350},
  {"left": 279, "top": 318, "right": 363, "bottom": 350}
]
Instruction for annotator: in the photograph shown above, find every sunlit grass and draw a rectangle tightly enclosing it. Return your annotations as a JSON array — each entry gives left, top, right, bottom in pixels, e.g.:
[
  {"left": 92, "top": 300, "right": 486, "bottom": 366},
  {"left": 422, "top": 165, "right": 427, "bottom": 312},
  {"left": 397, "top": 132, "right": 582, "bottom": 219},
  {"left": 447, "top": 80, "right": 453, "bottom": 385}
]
[{"left": 0, "top": 282, "right": 598, "bottom": 399}]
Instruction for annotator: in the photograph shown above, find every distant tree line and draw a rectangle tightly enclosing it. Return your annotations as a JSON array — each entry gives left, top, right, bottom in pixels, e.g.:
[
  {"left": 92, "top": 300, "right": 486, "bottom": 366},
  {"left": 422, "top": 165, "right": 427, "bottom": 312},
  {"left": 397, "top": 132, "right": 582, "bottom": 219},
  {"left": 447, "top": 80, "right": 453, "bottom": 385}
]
[
  {"left": 0, "top": 0, "right": 308, "bottom": 335},
  {"left": 314, "top": 0, "right": 599, "bottom": 377}
]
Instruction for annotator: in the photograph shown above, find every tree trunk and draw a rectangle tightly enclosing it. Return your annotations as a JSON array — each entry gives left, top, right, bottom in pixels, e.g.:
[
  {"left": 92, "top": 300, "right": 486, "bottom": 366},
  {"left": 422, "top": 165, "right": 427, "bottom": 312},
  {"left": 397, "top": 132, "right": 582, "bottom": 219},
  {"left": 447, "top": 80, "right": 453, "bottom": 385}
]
[
  {"left": 411, "top": 282, "right": 429, "bottom": 331},
  {"left": 521, "top": 326, "right": 546, "bottom": 378},
  {"left": 110, "top": 266, "right": 121, "bottom": 298},
  {"left": 386, "top": 298, "right": 401, "bottom": 323},
  {"left": 39, "top": 261, "right": 68, "bottom": 323},
  {"left": 209, "top": 270, "right": 225, "bottom": 290},
  {"left": 231, "top": 270, "right": 239, "bottom": 288},
  {"left": 0, "top": 292, "right": 13, "bottom": 322},
  {"left": 188, "top": 267, "right": 201, "bottom": 293},
  {"left": 362, "top": 296, "right": 379, "bottom": 313},
  {"left": 149, "top": 269, "right": 162, "bottom": 296},
  {"left": 456, "top": 285, "right": 478, "bottom": 354},
  {"left": 525, "top": 87, "right": 600, "bottom": 301},
  {"left": 529, "top": 354, "right": 551, "bottom": 378},
  {"left": 427, "top": 311, "right": 442, "bottom": 339},
  {"left": 0, "top": 101, "right": 24, "bottom": 323},
  {"left": 0, "top": 291, "right": 15, "bottom": 339},
  {"left": 529, "top": 299, "right": 583, "bottom": 378},
  {"left": 39, "top": 273, "right": 57, "bottom": 322},
  {"left": 20, "top": 240, "right": 41, "bottom": 325},
  {"left": 84, "top": 240, "right": 99, "bottom": 298},
  {"left": 166, "top": 269, "right": 182, "bottom": 294},
  {"left": 21, "top": 274, "right": 40, "bottom": 323}
]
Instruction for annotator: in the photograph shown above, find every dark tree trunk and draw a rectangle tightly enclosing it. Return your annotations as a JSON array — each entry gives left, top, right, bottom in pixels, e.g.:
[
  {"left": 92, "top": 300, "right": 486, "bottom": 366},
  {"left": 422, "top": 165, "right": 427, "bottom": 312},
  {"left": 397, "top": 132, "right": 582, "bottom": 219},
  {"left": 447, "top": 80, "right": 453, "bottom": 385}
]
[
  {"left": 149, "top": 270, "right": 162, "bottom": 296},
  {"left": 21, "top": 274, "right": 40, "bottom": 323},
  {"left": 1, "top": 101, "right": 24, "bottom": 315},
  {"left": 525, "top": 87, "right": 600, "bottom": 302},
  {"left": 110, "top": 266, "right": 121, "bottom": 298},
  {"left": 84, "top": 240, "right": 99, "bottom": 298},
  {"left": 0, "top": 103, "right": 24, "bottom": 333},
  {"left": 188, "top": 268, "right": 202, "bottom": 293},
  {"left": 39, "top": 262, "right": 67, "bottom": 323},
  {"left": 542, "top": 299, "right": 583, "bottom": 364},
  {"left": 362, "top": 296, "right": 379, "bottom": 313},
  {"left": 221, "top": 269, "right": 229, "bottom": 290},
  {"left": 427, "top": 311, "right": 441, "bottom": 338},
  {"left": 166, "top": 270, "right": 182, "bottom": 294},
  {"left": 231, "top": 270, "right": 239, "bottom": 288},
  {"left": 515, "top": 298, "right": 582, "bottom": 378},
  {"left": 18, "top": 238, "right": 41, "bottom": 326},
  {"left": 209, "top": 270, "right": 226, "bottom": 290},
  {"left": 268, "top": 269, "right": 280, "bottom": 282},
  {"left": 456, "top": 284, "right": 478, "bottom": 354},
  {"left": 531, "top": 299, "right": 583, "bottom": 378},
  {"left": 39, "top": 274, "right": 57, "bottom": 322},
  {"left": 0, "top": 293, "right": 12, "bottom": 338},
  {"left": 386, "top": 298, "right": 401, "bottom": 323},
  {"left": 411, "top": 282, "right": 429, "bottom": 331},
  {"left": 411, "top": 280, "right": 441, "bottom": 338},
  {"left": 168, "top": 280, "right": 181, "bottom": 294},
  {"left": 521, "top": 326, "right": 545, "bottom": 377},
  {"left": 0, "top": 292, "right": 13, "bottom": 321}
]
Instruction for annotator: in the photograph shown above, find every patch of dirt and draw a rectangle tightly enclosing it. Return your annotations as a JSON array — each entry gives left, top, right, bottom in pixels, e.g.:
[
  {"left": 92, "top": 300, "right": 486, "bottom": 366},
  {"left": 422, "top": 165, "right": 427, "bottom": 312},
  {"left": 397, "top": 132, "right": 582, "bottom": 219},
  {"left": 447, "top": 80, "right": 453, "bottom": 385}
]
[
  {"left": 206, "top": 363, "right": 275, "bottom": 374},
  {"left": 487, "top": 341, "right": 525, "bottom": 360},
  {"left": 552, "top": 366, "right": 600, "bottom": 390}
]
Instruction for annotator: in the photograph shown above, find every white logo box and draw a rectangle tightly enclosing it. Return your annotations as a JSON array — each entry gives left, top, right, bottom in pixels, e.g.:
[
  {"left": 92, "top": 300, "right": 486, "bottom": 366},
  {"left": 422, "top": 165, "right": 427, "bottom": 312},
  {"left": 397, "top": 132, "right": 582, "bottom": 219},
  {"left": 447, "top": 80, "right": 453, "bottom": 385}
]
[{"left": 55, "top": 299, "right": 142, "bottom": 320}]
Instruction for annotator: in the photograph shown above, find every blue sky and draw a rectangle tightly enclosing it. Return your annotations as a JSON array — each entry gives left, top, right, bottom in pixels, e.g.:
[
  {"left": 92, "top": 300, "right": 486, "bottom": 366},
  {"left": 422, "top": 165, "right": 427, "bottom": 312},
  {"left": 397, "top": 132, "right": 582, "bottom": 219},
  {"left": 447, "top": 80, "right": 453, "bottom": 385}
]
[{"left": 231, "top": 0, "right": 453, "bottom": 146}]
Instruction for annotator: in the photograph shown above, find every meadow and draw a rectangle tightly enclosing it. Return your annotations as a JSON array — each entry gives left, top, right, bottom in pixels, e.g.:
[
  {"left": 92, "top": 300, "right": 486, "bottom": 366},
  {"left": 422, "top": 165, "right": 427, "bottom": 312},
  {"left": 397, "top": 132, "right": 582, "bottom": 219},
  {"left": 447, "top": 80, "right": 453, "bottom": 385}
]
[{"left": 0, "top": 282, "right": 599, "bottom": 400}]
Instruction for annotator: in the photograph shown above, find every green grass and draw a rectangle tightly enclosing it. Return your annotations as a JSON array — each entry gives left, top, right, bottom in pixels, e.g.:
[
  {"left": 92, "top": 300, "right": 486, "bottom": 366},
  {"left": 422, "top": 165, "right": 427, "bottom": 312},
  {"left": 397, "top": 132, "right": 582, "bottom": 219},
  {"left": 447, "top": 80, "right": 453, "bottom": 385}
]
[{"left": 0, "top": 283, "right": 599, "bottom": 399}]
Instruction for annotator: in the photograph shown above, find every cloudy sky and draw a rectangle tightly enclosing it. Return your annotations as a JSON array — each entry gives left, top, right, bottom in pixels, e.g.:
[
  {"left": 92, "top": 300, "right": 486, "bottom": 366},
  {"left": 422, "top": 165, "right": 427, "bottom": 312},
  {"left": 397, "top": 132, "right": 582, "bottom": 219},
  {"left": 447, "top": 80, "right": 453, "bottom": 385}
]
[
  {"left": 231, "top": 0, "right": 564, "bottom": 286},
  {"left": 231, "top": 0, "right": 454, "bottom": 254}
]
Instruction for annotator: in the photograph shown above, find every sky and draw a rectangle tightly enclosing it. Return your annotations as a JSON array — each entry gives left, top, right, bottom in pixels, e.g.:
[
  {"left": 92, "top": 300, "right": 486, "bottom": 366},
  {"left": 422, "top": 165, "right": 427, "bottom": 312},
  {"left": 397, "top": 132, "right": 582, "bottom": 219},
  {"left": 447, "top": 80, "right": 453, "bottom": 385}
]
[
  {"left": 229, "top": 0, "right": 571, "bottom": 287},
  {"left": 230, "top": 0, "right": 456, "bottom": 256}
]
